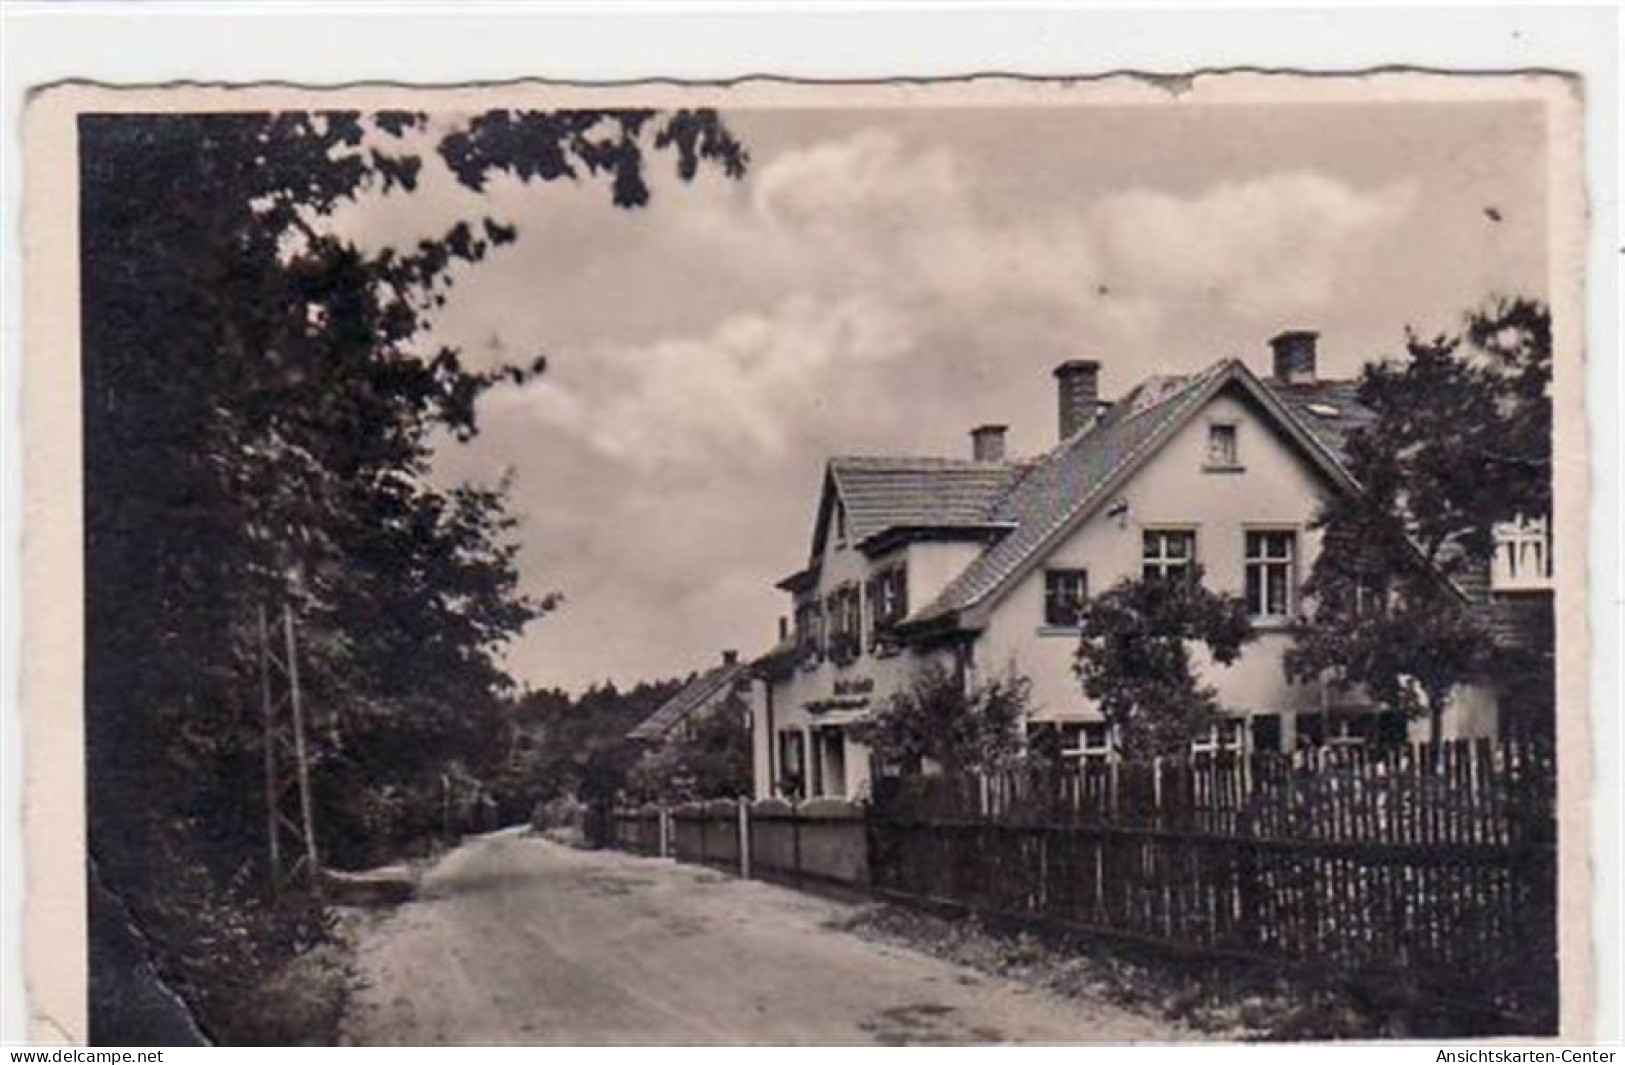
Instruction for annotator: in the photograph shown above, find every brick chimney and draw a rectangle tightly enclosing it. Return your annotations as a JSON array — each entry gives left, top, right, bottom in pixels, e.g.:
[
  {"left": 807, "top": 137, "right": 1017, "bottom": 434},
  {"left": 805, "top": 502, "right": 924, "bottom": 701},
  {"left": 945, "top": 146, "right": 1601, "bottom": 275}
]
[
  {"left": 1270, "top": 331, "right": 1319, "bottom": 384},
  {"left": 722, "top": 649, "right": 739, "bottom": 666},
  {"left": 1054, "top": 359, "right": 1103, "bottom": 440},
  {"left": 970, "top": 424, "right": 1008, "bottom": 462}
]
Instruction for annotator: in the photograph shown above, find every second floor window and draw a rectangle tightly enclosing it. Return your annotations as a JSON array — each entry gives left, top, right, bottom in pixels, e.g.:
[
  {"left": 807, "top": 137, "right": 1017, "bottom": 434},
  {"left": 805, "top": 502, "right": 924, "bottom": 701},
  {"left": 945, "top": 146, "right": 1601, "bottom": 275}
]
[
  {"left": 867, "top": 564, "right": 908, "bottom": 642},
  {"left": 1143, "top": 529, "right": 1197, "bottom": 581},
  {"left": 1245, "top": 530, "right": 1296, "bottom": 619},
  {"left": 1492, "top": 514, "right": 1553, "bottom": 590},
  {"left": 794, "top": 599, "right": 824, "bottom": 662},
  {"left": 825, "top": 584, "right": 863, "bottom": 663},
  {"left": 1043, "top": 568, "right": 1088, "bottom": 626}
]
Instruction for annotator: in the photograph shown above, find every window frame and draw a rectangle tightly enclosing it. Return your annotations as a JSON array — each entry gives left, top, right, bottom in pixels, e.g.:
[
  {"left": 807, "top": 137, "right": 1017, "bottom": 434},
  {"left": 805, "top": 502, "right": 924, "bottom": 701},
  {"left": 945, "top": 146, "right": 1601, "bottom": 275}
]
[
  {"left": 1243, "top": 526, "right": 1298, "bottom": 621},
  {"left": 1042, "top": 567, "right": 1089, "bottom": 628},
  {"left": 818, "top": 582, "right": 864, "bottom": 665},
  {"left": 1190, "top": 717, "right": 1246, "bottom": 757},
  {"left": 1141, "top": 526, "right": 1199, "bottom": 582},
  {"left": 1028, "top": 720, "right": 1115, "bottom": 762},
  {"left": 867, "top": 563, "right": 909, "bottom": 648},
  {"left": 776, "top": 730, "right": 807, "bottom": 799},
  {"left": 1204, "top": 420, "right": 1242, "bottom": 471},
  {"left": 793, "top": 596, "right": 825, "bottom": 667}
]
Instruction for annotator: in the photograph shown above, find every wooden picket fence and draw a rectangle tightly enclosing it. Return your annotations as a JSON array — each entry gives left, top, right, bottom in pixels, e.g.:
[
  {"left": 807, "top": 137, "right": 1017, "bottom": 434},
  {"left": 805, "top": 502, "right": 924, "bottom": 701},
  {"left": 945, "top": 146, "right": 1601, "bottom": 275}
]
[{"left": 869, "top": 737, "right": 1557, "bottom": 1027}]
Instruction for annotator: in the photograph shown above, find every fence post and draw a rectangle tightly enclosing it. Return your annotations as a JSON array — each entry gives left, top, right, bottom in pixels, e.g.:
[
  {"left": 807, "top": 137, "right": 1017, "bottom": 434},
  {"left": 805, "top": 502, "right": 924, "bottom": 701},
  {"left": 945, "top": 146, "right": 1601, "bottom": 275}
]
[
  {"left": 791, "top": 800, "right": 803, "bottom": 888},
  {"left": 658, "top": 803, "right": 669, "bottom": 858},
  {"left": 1109, "top": 757, "right": 1119, "bottom": 820},
  {"left": 738, "top": 798, "right": 752, "bottom": 880}
]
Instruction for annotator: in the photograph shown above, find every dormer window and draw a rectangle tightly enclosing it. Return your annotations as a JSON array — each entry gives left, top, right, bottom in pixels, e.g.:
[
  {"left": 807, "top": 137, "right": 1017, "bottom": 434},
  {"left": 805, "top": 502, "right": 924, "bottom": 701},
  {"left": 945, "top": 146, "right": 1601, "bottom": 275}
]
[{"left": 1205, "top": 422, "right": 1240, "bottom": 470}]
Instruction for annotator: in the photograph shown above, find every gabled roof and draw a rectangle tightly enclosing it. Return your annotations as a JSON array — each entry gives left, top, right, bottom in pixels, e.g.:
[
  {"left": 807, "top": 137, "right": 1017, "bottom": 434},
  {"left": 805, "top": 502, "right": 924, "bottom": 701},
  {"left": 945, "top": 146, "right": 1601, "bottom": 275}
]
[
  {"left": 807, "top": 456, "right": 1025, "bottom": 561},
  {"left": 904, "top": 359, "right": 1363, "bottom": 630},
  {"left": 627, "top": 659, "right": 748, "bottom": 742},
  {"left": 1264, "top": 378, "right": 1377, "bottom": 467}
]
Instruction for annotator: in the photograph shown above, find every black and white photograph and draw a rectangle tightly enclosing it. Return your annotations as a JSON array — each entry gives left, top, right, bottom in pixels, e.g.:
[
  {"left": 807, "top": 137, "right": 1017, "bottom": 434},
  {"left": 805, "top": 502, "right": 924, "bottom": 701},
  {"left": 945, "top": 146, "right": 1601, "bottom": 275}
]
[{"left": 12, "top": 52, "right": 1599, "bottom": 1048}]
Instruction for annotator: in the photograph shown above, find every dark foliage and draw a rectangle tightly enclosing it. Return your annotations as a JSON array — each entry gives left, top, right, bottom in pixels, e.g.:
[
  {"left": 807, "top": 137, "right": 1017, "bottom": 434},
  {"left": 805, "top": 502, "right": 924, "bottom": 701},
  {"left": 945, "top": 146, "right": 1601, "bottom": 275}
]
[
  {"left": 851, "top": 659, "right": 1030, "bottom": 777},
  {"left": 1072, "top": 568, "right": 1256, "bottom": 758},
  {"left": 81, "top": 108, "right": 745, "bottom": 1043},
  {"left": 1284, "top": 299, "right": 1552, "bottom": 741},
  {"left": 499, "top": 678, "right": 687, "bottom": 813}
]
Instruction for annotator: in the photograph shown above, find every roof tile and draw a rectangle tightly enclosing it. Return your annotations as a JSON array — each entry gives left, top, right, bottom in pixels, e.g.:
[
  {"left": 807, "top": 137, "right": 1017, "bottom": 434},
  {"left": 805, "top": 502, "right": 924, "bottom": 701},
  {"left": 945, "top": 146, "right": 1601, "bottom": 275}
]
[
  {"left": 828, "top": 457, "right": 1023, "bottom": 545},
  {"left": 907, "top": 362, "right": 1229, "bottom": 623}
]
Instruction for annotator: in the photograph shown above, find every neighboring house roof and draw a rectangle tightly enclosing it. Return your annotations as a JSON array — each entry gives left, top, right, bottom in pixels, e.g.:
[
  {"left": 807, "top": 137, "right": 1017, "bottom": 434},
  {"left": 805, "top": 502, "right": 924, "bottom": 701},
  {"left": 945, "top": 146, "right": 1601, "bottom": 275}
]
[
  {"left": 904, "top": 359, "right": 1364, "bottom": 631},
  {"left": 627, "top": 659, "right": 748, "bottom": 742}
]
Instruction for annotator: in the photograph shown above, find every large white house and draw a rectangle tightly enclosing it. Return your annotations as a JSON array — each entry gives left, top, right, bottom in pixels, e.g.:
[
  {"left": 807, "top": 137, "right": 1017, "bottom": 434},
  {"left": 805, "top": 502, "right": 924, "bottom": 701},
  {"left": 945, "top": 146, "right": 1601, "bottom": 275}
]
[{"left": 749, "top": 332, "right": 1551, "bottom": 801}]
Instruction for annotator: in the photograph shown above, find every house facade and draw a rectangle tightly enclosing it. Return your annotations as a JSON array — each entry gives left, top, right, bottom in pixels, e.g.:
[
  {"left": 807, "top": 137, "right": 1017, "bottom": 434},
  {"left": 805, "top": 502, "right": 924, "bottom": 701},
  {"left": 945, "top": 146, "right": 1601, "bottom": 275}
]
[{"left": 750, "top": 332, "right": 1519, "bottom": 801}]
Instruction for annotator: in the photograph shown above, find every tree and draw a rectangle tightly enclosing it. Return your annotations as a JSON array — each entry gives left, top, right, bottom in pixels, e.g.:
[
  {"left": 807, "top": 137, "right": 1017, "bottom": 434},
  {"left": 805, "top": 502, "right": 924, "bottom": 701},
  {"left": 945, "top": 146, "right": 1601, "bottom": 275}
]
[
  {"left": 628, "top": 692, "right": 754, "bottom": 801},
  {"left": 80, "top": 109, "right": 746, "bottom": 1042},
  {"left": 1073, "top": 567, "right": 1256, "bottom": 759},
  {"left": 1284, "top": 299, "right": 1552, "bottom": 744},
  {"left": 519, "top": 678, "right": 687, "bottom": 806},
  {"left": 852, "top": 659, "right": 1030, "bottom": 777}
]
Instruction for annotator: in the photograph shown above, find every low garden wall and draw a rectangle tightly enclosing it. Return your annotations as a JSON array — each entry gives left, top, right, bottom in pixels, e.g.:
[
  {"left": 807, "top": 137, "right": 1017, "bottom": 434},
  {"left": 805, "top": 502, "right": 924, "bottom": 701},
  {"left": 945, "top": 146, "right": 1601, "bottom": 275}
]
[{"left": 612, "top": 796, "right": 870, "bottom": 889}]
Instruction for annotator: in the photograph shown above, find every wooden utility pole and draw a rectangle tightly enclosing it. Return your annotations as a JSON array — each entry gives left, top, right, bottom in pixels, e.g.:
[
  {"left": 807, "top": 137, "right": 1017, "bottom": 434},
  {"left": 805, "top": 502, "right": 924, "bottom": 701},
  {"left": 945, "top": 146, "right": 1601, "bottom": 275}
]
[{"left": 259, "top": 602, "right": 321, "bottom": 895}]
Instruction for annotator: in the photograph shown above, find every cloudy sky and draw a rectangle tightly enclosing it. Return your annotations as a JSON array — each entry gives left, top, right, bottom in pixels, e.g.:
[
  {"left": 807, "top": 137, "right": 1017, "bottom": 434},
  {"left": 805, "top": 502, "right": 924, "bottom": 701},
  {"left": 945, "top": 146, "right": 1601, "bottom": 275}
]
[{"left": 337, "top": 97, "right": 1548, "bottom": 694}]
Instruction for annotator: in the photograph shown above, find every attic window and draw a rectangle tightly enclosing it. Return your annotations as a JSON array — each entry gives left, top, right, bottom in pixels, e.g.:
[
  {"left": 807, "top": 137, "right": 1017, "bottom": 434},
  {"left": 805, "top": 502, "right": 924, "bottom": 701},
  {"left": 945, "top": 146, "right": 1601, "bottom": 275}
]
[
  {"left": 1205, "top": 422, "right": 1241, "bottom": 470},
  {"left": 1306, "top": 402, "right": 1341, "bottom": 418}
]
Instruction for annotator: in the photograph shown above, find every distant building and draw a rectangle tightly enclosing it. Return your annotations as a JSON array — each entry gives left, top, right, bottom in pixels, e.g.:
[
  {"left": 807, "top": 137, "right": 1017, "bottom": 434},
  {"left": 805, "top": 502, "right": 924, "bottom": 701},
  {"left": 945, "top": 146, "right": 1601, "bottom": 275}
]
[
  {"left": 628, "top": 650, "right": 751, "bottom": 748},
  {"left": 750, "top": 332, "right": 1540, "bottom": 800}
]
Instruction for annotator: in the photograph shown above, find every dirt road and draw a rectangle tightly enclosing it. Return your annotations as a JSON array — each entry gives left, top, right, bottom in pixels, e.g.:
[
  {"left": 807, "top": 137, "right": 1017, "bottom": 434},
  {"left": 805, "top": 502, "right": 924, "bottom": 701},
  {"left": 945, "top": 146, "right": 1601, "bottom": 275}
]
[{"left": 341, "top": 828, "right": 1182, "bottom": 1045}]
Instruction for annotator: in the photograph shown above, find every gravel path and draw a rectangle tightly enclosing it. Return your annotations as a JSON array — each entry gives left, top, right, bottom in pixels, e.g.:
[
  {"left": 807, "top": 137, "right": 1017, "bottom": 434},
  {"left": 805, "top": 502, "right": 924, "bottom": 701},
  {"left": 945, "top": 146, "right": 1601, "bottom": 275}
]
[{"left": 341, "top": 828, "right": 1184, "bottom": 1045}]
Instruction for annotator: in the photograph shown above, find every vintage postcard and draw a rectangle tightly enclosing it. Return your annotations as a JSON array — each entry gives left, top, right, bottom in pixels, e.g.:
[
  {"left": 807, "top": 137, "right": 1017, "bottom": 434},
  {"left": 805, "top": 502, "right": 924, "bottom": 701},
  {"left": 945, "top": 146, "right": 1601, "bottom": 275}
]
[{"left": 20, "top": 72, "right": 1591, "bottom": 1045}]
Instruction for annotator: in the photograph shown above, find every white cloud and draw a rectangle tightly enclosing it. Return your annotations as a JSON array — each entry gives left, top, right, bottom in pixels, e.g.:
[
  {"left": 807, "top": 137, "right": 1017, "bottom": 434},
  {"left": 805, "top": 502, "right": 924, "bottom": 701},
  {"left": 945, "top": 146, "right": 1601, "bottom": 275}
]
[
  {"left": 751, "top": 128, "right": 962, "bottom": 231},
  {"left": 720, "top": 133, "right": 1416, "bottom": 344},
  {"left": 1092, "top": 172, "right": 1418, "bottom": 317},
  {"left": 744, "top": 128, "right": 1102, "bottom": 312},
  {"left": 488, "top": 294, "right": 915, "bottom": 470}
]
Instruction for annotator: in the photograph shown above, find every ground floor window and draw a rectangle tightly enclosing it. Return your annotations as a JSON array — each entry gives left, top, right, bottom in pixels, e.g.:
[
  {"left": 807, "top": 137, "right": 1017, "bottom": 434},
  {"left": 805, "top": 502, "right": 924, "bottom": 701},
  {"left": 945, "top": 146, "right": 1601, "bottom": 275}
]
[
  {"left": 1250, "top": 714, "right": 1282, "bottom": 754},
  {"left": 1190, "top": 718, "right": 1247, "bottom": 757},
  {"left": 1295, "top": 710, "right": 1407, "bottom": 749},
  {"left": 776, "top": 730, "right": 806, "bottom": 799},
  {"left": 1028, "top": 720, "right": 1114, "bottom": 762},
  {"left": 813, "top": 729, "right": 847, "bottom": 798}
]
